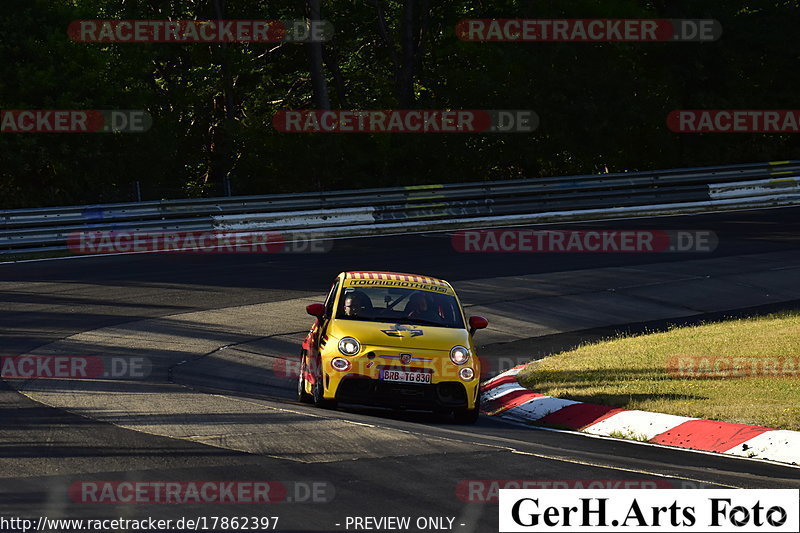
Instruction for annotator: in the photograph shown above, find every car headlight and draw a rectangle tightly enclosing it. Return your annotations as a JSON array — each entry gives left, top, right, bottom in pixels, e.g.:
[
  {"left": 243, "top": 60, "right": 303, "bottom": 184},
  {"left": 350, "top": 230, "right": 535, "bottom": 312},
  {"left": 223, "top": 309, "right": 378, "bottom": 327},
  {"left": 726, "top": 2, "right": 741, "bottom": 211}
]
[
  {"left": 450, "top": 345, "right": 470, "bottom": 365},
  {"left": 459, "top": 367, "right": 475, "bottom": 381},
  {"left": 338, "top": 337, "right": 361, "bottom": 355}
]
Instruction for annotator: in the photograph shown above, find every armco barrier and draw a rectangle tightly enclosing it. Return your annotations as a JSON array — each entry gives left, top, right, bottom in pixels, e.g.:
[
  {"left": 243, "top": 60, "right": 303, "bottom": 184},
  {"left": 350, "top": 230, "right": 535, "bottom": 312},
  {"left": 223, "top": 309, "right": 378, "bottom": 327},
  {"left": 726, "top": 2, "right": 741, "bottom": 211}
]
[{"left": 1, "top": 161, "right": 799, "bottom": 256}]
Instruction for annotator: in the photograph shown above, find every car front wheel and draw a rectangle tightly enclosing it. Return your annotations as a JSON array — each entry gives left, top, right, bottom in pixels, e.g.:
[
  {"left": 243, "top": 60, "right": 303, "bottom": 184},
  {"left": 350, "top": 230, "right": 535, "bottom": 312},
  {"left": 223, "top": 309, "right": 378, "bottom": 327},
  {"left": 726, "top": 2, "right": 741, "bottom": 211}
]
[
  {"left": 312, "top": 376, "right": 337, "bottom": 409},
  {"left": 453, "top": 395, "right": 480, "bottom": 424}
]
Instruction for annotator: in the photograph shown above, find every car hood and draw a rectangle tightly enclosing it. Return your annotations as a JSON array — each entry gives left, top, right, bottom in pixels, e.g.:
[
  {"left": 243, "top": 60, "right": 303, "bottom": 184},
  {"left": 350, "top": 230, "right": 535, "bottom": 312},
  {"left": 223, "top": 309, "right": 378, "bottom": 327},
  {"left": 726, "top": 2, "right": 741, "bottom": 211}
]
[{"left": 329, "top": 319, "right": 469, "bottom": 352}]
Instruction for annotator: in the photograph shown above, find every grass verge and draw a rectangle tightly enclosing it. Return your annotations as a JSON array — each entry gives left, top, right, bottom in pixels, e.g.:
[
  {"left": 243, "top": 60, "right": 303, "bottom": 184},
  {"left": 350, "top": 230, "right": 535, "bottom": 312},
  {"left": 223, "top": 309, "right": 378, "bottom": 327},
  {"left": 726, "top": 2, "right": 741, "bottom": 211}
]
[{"left": 516, "top": 311, "right": 800, "bottom": 431}]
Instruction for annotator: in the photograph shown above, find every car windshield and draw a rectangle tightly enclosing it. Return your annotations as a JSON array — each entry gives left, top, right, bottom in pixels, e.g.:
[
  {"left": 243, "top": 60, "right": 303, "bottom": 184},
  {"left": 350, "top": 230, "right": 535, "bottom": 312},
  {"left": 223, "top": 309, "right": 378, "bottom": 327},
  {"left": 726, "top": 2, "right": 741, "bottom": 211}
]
[{"left": 336, "top": 286, "right": 464, "bottom": 329}]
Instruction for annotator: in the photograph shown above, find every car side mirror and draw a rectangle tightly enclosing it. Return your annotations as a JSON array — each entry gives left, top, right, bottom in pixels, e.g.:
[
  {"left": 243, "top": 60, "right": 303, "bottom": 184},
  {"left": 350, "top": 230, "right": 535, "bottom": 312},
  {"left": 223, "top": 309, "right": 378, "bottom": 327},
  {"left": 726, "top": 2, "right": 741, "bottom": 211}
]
[
  {"left": 469, "top": 316, "right": 488, "bottom": 336},
  {"left": 306, "top": 303, "right": 326, "bottom": 319}
]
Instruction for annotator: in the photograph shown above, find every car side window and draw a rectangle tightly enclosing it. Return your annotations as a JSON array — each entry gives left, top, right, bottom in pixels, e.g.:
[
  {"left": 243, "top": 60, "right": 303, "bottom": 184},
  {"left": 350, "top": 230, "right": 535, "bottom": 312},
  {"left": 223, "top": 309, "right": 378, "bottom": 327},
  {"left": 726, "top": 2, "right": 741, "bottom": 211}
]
[{"left": 324, "top": 280, "right": 340, "bottom": 318}]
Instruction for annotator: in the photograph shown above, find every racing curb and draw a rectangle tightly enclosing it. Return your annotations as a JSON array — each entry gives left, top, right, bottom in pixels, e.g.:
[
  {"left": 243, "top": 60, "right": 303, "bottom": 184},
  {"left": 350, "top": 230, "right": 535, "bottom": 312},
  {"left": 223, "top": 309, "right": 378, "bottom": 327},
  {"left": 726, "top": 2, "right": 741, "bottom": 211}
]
[{"left": 479, "top": 366, "right": 800, "bottom": 466}]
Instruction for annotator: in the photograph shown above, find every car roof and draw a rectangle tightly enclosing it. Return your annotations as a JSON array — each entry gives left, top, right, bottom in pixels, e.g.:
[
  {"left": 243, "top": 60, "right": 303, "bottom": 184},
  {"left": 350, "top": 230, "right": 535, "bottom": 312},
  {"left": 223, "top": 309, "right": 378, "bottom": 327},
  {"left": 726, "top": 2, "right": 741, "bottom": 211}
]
[{"left": 343, "top": 271, "right": 451, "bottom": 287}]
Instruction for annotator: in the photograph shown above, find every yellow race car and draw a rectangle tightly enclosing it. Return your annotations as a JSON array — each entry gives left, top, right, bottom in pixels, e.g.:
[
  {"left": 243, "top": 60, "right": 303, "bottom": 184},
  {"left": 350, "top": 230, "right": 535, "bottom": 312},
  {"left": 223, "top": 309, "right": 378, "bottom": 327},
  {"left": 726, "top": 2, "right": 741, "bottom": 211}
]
[{"left": 298, "top": 271, "right": 488, "bottom": 423}]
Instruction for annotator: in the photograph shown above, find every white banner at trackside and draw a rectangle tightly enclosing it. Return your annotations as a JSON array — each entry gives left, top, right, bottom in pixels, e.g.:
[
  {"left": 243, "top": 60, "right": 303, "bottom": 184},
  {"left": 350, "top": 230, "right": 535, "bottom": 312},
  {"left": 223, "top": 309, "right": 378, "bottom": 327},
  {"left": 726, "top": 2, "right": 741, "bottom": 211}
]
[{"left": 499, "top": 489, "right": 799, "bottom": 532}]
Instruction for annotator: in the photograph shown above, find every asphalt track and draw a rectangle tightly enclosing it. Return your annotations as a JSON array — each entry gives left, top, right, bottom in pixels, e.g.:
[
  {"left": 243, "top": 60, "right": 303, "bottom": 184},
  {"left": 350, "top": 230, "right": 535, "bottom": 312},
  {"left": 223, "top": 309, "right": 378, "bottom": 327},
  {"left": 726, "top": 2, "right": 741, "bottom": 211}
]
[{"left": 2, "top": 207, "right": 800, "bottom": 532}]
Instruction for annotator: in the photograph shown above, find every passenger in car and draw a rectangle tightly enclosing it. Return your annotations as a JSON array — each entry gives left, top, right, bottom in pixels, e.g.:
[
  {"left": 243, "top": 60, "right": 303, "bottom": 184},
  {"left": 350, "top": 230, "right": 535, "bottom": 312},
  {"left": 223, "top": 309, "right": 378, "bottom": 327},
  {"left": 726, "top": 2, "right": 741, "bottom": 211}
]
[{"left": 404, "top": 292, "right": 437, "bottom": 321}]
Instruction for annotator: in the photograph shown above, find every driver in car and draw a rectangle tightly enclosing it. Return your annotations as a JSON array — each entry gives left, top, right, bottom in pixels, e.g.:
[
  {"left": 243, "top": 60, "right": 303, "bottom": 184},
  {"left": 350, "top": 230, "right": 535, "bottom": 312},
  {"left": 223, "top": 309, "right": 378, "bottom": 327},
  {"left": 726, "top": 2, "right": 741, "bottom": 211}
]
[{"left": 342, "top": 291, "right": 372, "bottom": 318}]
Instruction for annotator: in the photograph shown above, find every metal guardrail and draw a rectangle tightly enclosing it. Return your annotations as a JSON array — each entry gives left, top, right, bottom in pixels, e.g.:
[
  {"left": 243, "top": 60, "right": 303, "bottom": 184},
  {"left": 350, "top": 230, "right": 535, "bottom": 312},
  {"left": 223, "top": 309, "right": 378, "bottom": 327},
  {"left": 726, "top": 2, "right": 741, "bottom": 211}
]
[{"left": 2, "top": 160, "right": 799, "bottom": 257}]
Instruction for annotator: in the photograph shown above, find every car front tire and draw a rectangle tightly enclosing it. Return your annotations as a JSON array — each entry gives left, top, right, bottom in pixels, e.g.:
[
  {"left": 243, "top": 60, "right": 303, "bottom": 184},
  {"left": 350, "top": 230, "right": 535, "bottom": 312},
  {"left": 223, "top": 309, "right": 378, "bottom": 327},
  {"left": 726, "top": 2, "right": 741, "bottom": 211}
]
[
  {"left": 312, "top": 376, "right": 337, "bottom": 409},
  {"left": 453, "top": 395, "right": 480, "bottom": 424}
]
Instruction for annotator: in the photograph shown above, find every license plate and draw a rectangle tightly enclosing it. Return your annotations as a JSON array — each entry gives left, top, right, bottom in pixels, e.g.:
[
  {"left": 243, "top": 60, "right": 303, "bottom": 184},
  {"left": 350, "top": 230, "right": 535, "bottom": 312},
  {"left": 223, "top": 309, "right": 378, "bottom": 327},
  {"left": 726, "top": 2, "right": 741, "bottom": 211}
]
[{"left": 380, "top": 369, "right": 432, "bottom": 384}]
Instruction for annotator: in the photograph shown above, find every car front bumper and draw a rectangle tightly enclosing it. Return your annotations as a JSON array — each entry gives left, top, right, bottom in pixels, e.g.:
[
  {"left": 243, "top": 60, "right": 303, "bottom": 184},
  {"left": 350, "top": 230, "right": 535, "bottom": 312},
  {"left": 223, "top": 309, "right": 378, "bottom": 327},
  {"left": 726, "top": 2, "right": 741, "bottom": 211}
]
[{"left": 334, "top": 376, "right": 474, "bottom": 410}]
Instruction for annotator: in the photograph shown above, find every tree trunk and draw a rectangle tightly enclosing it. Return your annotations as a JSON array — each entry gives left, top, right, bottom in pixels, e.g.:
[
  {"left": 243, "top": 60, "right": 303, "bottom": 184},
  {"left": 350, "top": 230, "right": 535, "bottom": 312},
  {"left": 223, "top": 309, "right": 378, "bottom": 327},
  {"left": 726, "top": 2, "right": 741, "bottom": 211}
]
[
  {"left": 306, "top": 0, "right": 331, "bottom": 109},
  {"left": 375, "top": 0, "right": 430, "bottom": 109},
  {"left": 212, "top": 0, "right": 236, "bottom": 195}
]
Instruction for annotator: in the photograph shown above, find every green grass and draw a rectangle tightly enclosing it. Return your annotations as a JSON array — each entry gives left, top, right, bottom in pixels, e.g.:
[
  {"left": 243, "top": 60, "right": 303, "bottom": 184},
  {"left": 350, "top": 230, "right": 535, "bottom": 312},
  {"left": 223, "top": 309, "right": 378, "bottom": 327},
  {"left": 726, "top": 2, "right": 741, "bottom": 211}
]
[
  {"left": 608, "top": 430, "right": 650, "bottom": 442},
  {"left": 516, "top": 312, "right": 800, "bottom": 431}
]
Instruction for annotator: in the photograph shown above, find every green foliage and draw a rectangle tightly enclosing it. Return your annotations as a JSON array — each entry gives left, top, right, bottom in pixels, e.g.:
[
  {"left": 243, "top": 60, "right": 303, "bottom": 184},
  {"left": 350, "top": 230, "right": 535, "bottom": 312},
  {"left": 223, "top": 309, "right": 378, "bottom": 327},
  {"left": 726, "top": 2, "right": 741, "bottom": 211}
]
[{"left": 1, "top": 0, "right": 798, "bottom": 207}]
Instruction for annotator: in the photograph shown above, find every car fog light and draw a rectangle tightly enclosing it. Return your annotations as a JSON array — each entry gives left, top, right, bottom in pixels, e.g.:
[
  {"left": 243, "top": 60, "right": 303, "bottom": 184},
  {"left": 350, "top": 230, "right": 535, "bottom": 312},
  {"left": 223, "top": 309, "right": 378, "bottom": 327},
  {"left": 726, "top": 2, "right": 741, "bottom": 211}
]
[
  {"left": 459, "top": 367, "right": 475, "bottom": 381},
  {"left": 331, "top": 357, "right": 351, "bottom": 371}
]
